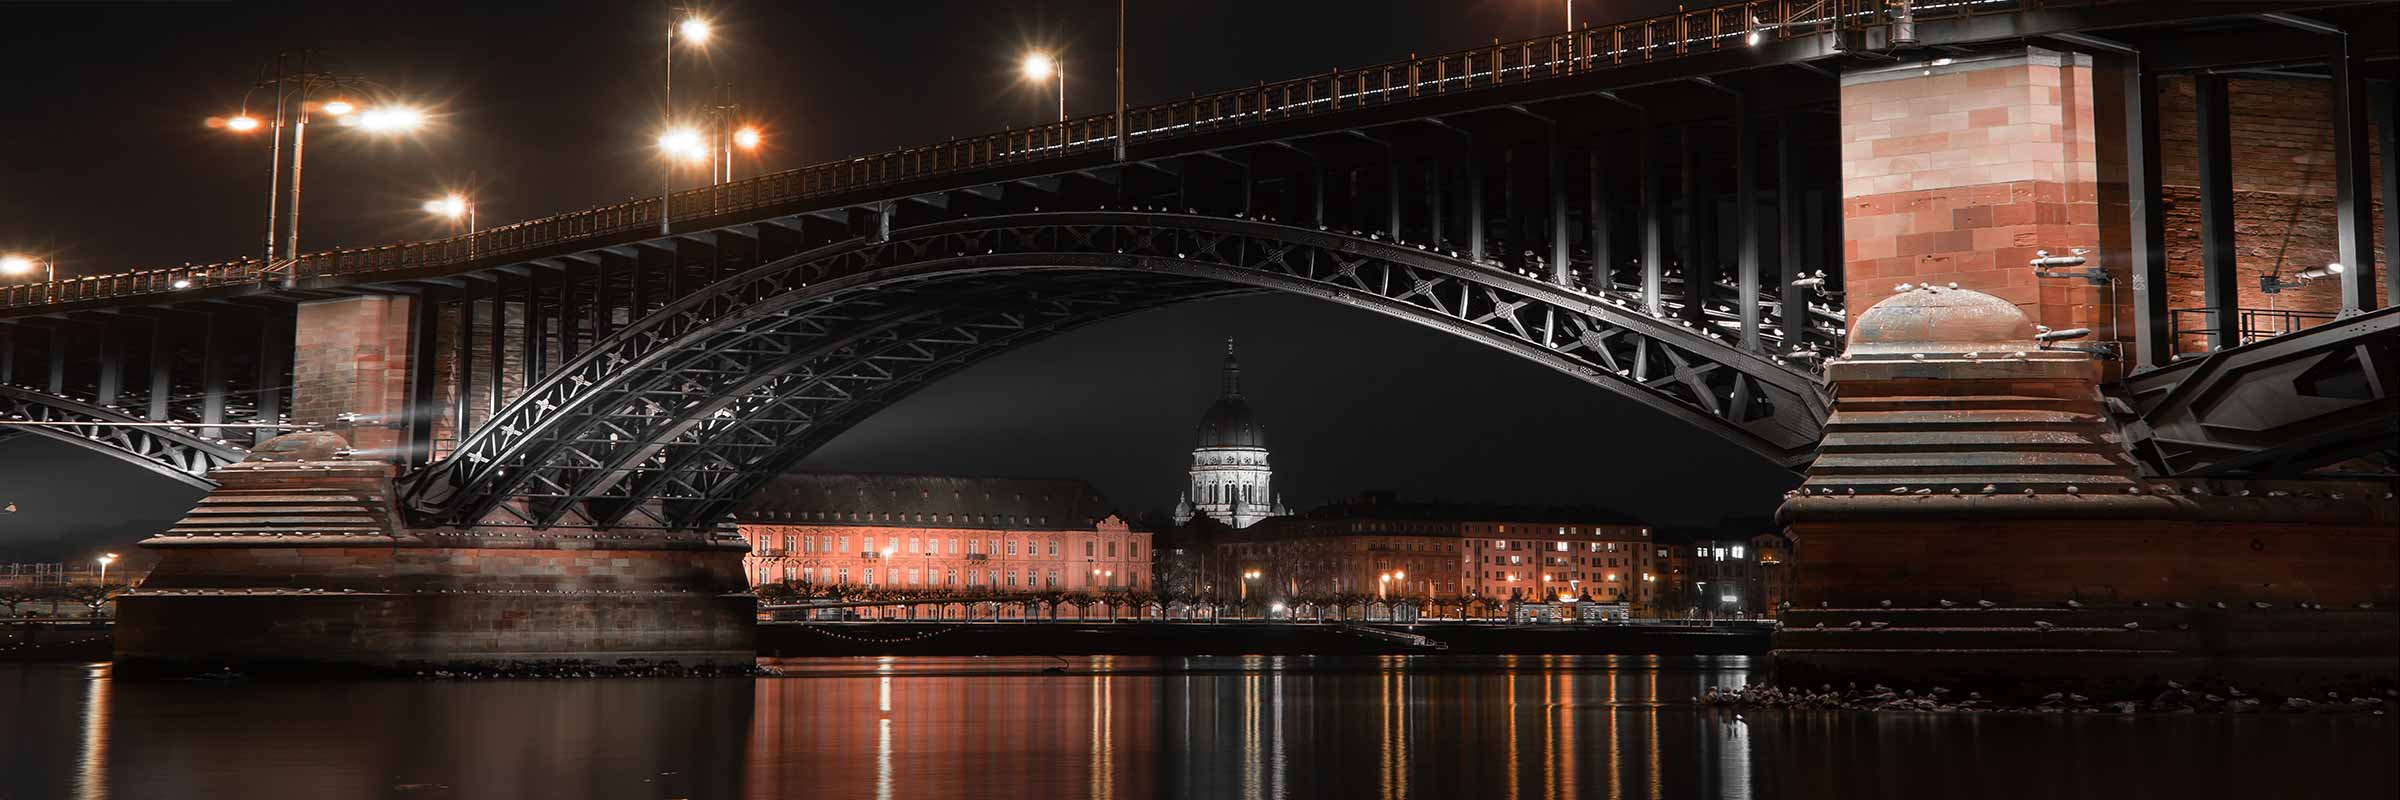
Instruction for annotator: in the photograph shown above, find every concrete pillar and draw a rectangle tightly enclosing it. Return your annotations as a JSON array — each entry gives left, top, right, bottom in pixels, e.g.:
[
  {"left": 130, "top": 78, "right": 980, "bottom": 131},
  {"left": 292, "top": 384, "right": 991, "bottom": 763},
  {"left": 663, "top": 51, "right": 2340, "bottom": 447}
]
[
  {"left": 1839, "top": 47, "right": 2108, "bottom": 342},
  {"left": 290, "top": 295, "right": 416, "bottom": 458}
]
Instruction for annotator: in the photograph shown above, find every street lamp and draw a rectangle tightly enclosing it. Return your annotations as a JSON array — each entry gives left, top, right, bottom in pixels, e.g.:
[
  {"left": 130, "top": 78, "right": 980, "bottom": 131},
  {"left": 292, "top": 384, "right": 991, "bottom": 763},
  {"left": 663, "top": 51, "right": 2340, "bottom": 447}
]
[
  {"left": 662, "top": 13, "right": 713, "bottom": 234},
  {"left": 214, "top": 76, "right": 425, "bottom": 265},
  {"left": 96, "top": 553, "right": 118, "bottom": 586},
  {"left": 0, "top": 254, "right": 53, "bottom": 283},
  {"left": 423, "top": 193, "right": 476, "bottom": 256},
  {"left": 1022, "top": 52, "right": 1064, "bottom": 123},
  {"left": 1239, "top": 568, "right": 1262, "bottom": 609}
]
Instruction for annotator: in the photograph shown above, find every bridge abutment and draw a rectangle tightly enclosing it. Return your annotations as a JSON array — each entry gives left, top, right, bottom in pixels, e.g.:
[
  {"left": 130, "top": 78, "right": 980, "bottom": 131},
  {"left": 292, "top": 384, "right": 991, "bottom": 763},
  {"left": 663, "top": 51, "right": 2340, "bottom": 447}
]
[
  {"left": 1774, "top": 287, "right": 2397, "bottom": 694},
  {"left": 115, "top": 346, "right": 758, "bottom": 674}
]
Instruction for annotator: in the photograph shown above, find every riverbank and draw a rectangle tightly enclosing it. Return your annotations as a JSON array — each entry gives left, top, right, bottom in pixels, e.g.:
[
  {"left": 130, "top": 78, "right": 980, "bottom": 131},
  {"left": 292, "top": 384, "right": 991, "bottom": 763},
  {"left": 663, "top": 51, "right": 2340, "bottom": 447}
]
[{"left": 756, "top": 620, "right": 1770, "bottom": 657}]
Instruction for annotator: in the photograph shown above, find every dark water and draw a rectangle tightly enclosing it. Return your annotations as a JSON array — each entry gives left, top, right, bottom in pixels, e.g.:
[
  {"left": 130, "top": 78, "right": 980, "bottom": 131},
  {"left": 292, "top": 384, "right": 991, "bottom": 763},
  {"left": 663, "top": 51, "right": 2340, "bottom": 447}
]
[{"left": 3, "top": 656, "right": 2392, "bottom": 800}]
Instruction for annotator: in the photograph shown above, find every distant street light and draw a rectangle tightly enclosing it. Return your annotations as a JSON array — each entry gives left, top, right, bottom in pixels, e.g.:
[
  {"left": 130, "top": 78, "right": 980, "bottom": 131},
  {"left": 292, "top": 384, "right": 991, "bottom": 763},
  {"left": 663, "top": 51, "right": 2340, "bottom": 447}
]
[
  {"left": 423, "top": 193, "right": 476, "bottom": 251},
  {"left": 1022, "top": 52, "right": 1064, "bottom": 123},
  {"left": 0, "top": 254, "right": 53, "bottom": 282},
  {"left": 96, "top": 552, "right": 118, "bottom": 587},
  {"left": 662, "top": 13, "right": 714, "bottom": 234}
]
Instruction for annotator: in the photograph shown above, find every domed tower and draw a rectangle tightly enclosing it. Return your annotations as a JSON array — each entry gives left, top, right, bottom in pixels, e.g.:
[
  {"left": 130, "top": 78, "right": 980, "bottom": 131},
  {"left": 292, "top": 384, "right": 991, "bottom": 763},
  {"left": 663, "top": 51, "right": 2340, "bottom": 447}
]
[{"left": 1173, "top": 339, "right": 1287, "bottom": 528}]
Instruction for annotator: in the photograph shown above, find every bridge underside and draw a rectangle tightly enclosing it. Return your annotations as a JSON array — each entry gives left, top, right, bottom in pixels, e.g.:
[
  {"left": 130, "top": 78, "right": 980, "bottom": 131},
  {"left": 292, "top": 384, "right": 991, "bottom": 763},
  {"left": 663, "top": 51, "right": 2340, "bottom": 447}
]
[{"left": 398, "top": 214, "right": 1830, "bottom": 532}]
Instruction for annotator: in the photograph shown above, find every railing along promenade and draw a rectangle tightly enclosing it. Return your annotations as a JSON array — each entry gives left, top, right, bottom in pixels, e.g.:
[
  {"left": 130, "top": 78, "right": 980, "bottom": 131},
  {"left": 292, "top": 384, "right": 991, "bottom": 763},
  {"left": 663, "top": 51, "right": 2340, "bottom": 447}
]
[{"left": 3, "top": 0, "right": 2088, "bottom": 311}]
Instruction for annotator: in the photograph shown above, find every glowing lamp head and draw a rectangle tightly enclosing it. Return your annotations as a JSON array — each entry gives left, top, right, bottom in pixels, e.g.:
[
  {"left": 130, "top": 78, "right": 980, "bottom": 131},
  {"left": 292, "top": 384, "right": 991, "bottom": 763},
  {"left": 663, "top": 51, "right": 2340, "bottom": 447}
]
[
  {"left": 0, "top": 255, "right": 35, "bottom": 276},
  {"left": 98, "top": 553, "right": 118, "bottom": 565},
  {"left": 321, "top": 99, "right": 356, "bottom": 116},
  {"left": 733, "top": 126, "right": 762, "bottom": 149},
  {"left": 424, "top": 194, "right": 469, "bottom": 220},
  {"left": 357, "top": 106, "right": 426, "bottom": 133},
  {"left": 658, "top": 127, "right": 707, "bottom": 162},
  {"left": 1022, "top": 53, "right": 1057, "bottom": 81},
  {"left": 678, "top": 17, "right": 711, "bottom": 43},
  {"left": 225, "top": 115, "right": 262, "bottom": 132}
]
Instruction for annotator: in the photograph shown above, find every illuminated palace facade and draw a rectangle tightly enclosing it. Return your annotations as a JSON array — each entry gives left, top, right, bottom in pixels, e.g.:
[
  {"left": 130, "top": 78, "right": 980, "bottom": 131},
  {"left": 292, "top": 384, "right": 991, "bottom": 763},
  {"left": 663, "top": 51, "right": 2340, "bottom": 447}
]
[
  {"left": 1210, "top": 493, "right": 1660, "bottom": 613},
  {"left": 731, "top": 473, "right": 1152, "bottom": 594}
]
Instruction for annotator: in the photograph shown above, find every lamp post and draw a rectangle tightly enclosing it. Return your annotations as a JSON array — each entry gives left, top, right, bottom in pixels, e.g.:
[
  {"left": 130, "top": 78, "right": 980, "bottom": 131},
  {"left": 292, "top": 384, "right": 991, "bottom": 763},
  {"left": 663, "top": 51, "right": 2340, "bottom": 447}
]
[
  {"left": 423, "top": 193, "right": 475, "bottom": 255},
  {"left": 729, "top": 125, "right": 763, "bottom": 183},
  {"left": 663, "top": 14, "right": 712, "bottom": 233},
  {"left": 96, "top": 553, "right": 118, "bottom": 587},
  {"left": 0, "top": 254, "right": 54, "bottom": 283},
  {"left": 215, "top": 71, "right": 425, "bottom": 265},
  {"left": 1023, "top": 52, "right": 1064, "bottom": 123}
]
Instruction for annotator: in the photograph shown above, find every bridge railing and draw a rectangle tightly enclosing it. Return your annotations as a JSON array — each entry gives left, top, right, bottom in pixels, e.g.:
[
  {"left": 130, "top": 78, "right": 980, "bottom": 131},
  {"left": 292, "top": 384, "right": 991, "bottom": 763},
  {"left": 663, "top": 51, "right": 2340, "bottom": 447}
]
[{"left": 5, "top": 0, "right": 2083, "bottom": 310}]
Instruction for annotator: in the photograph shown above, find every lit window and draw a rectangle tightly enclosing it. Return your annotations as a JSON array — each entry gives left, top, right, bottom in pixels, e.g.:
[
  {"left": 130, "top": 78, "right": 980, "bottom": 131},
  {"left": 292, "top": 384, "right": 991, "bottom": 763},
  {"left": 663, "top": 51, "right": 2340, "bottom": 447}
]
[
  {"left": 1731, "top": 546, "right": 1746, "bottom": 559},
  {"left": 1555, "top": 542, "right": 1569, "bottom": 552}
]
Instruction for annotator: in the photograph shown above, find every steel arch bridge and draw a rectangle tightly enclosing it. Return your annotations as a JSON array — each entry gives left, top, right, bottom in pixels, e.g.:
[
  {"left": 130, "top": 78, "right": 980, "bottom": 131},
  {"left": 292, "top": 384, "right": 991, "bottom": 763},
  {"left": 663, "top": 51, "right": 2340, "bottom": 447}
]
[
  {"left": 399, "top": 212, "right": 1829, "bottom": 530},
  {"left": 0, "top": 385, "right": 247, "bottom": 490}
]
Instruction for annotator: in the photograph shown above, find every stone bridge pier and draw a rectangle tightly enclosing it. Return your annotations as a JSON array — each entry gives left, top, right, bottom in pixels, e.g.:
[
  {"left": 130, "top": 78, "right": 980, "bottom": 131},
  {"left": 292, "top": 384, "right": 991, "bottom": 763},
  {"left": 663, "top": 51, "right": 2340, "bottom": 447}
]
[
  {"left": 1773, "top": 48, "right": 2398, "bottom": 694},
  {"left": 115, "top": 295, "right": 755, "bottom": 676}
]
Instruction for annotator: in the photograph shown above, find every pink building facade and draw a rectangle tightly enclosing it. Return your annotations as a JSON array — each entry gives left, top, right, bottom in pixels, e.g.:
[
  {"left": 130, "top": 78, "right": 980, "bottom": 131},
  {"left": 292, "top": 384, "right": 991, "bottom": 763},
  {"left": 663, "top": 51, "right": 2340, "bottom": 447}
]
[{"left": 731, "top": 473, "right": 1152, "bottom": 594}]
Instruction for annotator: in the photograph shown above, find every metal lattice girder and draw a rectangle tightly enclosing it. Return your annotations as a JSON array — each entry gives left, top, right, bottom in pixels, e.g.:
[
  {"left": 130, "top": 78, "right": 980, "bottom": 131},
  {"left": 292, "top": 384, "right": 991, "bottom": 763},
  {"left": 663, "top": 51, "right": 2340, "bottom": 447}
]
[
  {"left": 0, "top": 385, "right": 246, "bottom": 490},
  {"left": 401, "top": 212, "right": 1830, "bottom": 530},
  {"left": 2122, "top": 305, "right": 2400, "bottom": 477}
]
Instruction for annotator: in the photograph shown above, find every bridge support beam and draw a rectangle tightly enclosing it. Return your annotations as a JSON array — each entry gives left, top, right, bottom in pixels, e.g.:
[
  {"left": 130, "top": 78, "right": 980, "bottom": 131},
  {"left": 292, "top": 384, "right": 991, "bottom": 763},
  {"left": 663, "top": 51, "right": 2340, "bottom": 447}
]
[{"left": 1837, "top": 47, "right": 2118, "bottom": 355}]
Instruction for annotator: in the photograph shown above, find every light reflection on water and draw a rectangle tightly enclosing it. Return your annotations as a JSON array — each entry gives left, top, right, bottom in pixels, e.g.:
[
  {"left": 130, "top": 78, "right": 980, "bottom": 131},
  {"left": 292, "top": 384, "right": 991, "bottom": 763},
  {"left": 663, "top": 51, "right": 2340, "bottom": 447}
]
[{"left": 1, "top": 655, "right": 2392, "bottom": 799}]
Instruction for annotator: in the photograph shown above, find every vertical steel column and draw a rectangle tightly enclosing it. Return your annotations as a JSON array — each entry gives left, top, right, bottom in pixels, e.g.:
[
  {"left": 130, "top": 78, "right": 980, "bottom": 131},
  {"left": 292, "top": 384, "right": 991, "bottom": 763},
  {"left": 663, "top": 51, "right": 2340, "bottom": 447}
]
[
  {"left": 253, "top": 311, "right": 287, "bottom": 445},
  {"left": 2378, "top": 78, "right": 2400, "bottom": 307},
  {"left": 556, "top": 262, "right": 580, "bottom": 364},
  {"left": 96, "top": 322, "right": 124, "bottom": 407},
  {"left": 1589, "top": 142, "right": 1613, "bottom": 290},
  {"left": 487, "top": 277, "right": 506, "bottom": 418},
  {"left": 2194, "top": 75, "right": 2239, "bottom": 350},
  {"left": 0, "top": 327, "right": 12, "bottom": 385},
  {"left": 1465, "top": 139, "right": 1485, "bottom": 261},
  {"left": 1386, "top": 146, "right": 1404, "bottom": 239},
  {"left": 147, "top": 317, "right": 172, "bottom": 420},
  {"left": 454, "top": 283, "right": 477, "bottom": 440},
  {"left": 2125, "top": 57, "right": 2170, "bottom": 369},
  {"left": 523, "top": 270, "right": 547, "bottom": 383},
  {"left": 45, "top": 327, "right": 64, "bottom": 395},
  {"left": 407, "top": 290, "right": 441, "bottom": 466},
  {"left": 2330, "top": 36, "right": 2380, "bottom": 314},
  {"left": 592, "top": 256, "right": 615, "bottom": 341},
  {"left": 1426, "top": 160, "right": 1444, "bottom": 247},
  {"left": 1502, "top": 150, "right": 1522, "bottom": 272},
  {"left": 1642, "top": 124, "right": 1666, "bottom": 316},
  {"left": 201, "top": 313, "right": 228, "bottom": 439},
  {"left": 1548, "top": 126, "right": 1569, "bottom": 286},
  {"left": 1778, "top": 115, "right": 1808, "bottom": 353},
  {"left": 1735, "top": 96, "right": 1762, "bottom": 351},
  {"left": 1678, "top": 127, "right": 1705, "bottom": 324}
]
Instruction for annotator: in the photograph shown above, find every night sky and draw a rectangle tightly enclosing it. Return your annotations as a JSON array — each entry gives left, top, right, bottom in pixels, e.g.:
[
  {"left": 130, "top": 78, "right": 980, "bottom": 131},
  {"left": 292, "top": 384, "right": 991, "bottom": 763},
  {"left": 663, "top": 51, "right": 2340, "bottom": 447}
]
[{"left": 0, "top": 0, "right": 1792, "bottom": 561}]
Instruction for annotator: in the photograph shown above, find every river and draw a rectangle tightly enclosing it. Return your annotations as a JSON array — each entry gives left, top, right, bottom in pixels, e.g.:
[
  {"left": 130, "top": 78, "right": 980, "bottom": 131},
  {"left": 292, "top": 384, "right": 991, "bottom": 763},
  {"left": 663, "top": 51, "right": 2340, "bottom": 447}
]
[{"left": 3, "top": 655, "right": 2391, "bottom": 799}]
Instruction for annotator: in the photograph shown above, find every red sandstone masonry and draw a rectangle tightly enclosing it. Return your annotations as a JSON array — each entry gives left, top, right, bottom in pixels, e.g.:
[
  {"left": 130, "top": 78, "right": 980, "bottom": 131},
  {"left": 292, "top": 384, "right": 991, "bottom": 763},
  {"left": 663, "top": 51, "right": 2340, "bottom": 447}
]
[
  {"left": 291, "top": 296, "right": 414, "bottom": 455},
  {"left": 1841, "top": 48, "right": 2115, "bottom": 339}
]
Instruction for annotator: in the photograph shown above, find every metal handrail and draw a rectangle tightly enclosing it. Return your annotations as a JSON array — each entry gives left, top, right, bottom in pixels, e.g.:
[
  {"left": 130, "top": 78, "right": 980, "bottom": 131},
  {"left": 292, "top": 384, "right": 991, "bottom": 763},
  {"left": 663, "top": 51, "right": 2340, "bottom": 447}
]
[
  {"left": 3, "top": 0, "right": 2090, "bottom": 311},
  {"left": 2168, "top": 306, "right": 2341, "bottom": 355}
]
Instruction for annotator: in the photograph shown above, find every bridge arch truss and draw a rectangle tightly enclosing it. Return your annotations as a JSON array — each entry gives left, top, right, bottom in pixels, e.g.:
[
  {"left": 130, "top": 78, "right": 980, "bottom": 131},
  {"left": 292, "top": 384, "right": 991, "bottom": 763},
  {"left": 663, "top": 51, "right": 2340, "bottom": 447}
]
[
  {"left": 0, "top": 385, "right": 247, "bottom": 490},
  {"left": 399, "top": 212, "right": 1828, "bottom": 530}
]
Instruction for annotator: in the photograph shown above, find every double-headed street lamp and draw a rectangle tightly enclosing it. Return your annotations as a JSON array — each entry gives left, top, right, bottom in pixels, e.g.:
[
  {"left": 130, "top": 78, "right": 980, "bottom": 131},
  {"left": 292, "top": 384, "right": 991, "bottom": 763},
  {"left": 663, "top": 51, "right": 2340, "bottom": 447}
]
[
  {"left": 1377, "top": 570, "right": 1407, "bottom": 601},
  {"left": 96, "top": 552, "right": 118, "bottom": 586},
  {"left": 215, "top": 59, "right": 427, "bottom": 265}
]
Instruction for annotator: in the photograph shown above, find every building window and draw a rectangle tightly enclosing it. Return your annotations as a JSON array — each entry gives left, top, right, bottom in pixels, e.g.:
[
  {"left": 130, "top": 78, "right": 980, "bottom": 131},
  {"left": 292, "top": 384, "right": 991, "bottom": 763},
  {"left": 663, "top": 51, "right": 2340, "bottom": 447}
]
[
  {"left": 1086, "top": 541, "right": 1095, "bottom": 557},
  {"left": 909, "top": 538, "right": 921, "bottom": 554},
  {"left": 1107, "top": 541, "right": 1118, "bottom": 557},
  {"left": 838, "top": 568, "right": 849, "bottom": 584},
  {"left": 908, "top": 568, "right": 920, "bottom": 585},
  {"left": 1008, "top": 540, "right": 1018, "bottom": 555},
  {"left": 838, "top": 535, "right": 850, "bottom": 553},
  {"left": 1047, "top": 541, "right": 1058, "bottom": 556},
  {"left": 949, "top": 538, "right": 959, "bottom": 554},
  {"left": 785, "top": 566, "right": 797, "bottom": 582},
  {"left": 756, "top": 567, "right": 769, "bottom": 584},
  {"left": 1046, "top": 571, "right": 1058, "bottom": 588},
  {"left": 1732, "top": 546, "right": 1747, "bottom": 559}
]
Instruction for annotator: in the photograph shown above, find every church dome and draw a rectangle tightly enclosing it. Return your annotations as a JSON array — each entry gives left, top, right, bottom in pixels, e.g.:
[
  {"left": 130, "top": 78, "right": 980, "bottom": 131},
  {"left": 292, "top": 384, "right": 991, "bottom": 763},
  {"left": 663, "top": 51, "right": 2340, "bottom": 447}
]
[
  {"left": 1194, "top": 339, "right": 1265, "bottom": 449},
  {"left": 1196, "top": 395, "right": 1265, "bottom": 449}
]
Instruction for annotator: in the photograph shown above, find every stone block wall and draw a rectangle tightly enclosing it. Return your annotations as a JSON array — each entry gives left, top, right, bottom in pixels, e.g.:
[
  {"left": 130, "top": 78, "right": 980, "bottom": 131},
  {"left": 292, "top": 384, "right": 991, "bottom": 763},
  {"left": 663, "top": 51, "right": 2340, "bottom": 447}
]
[
  {"left": 290, "top": 296, "right": 414, "bottom": 456},
  {"left": 2155, "top": 76, "right": 2390, "bottom": 351},
  {"left": 1840, "top": 48, "right": 2110, "bottom": 338}
]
